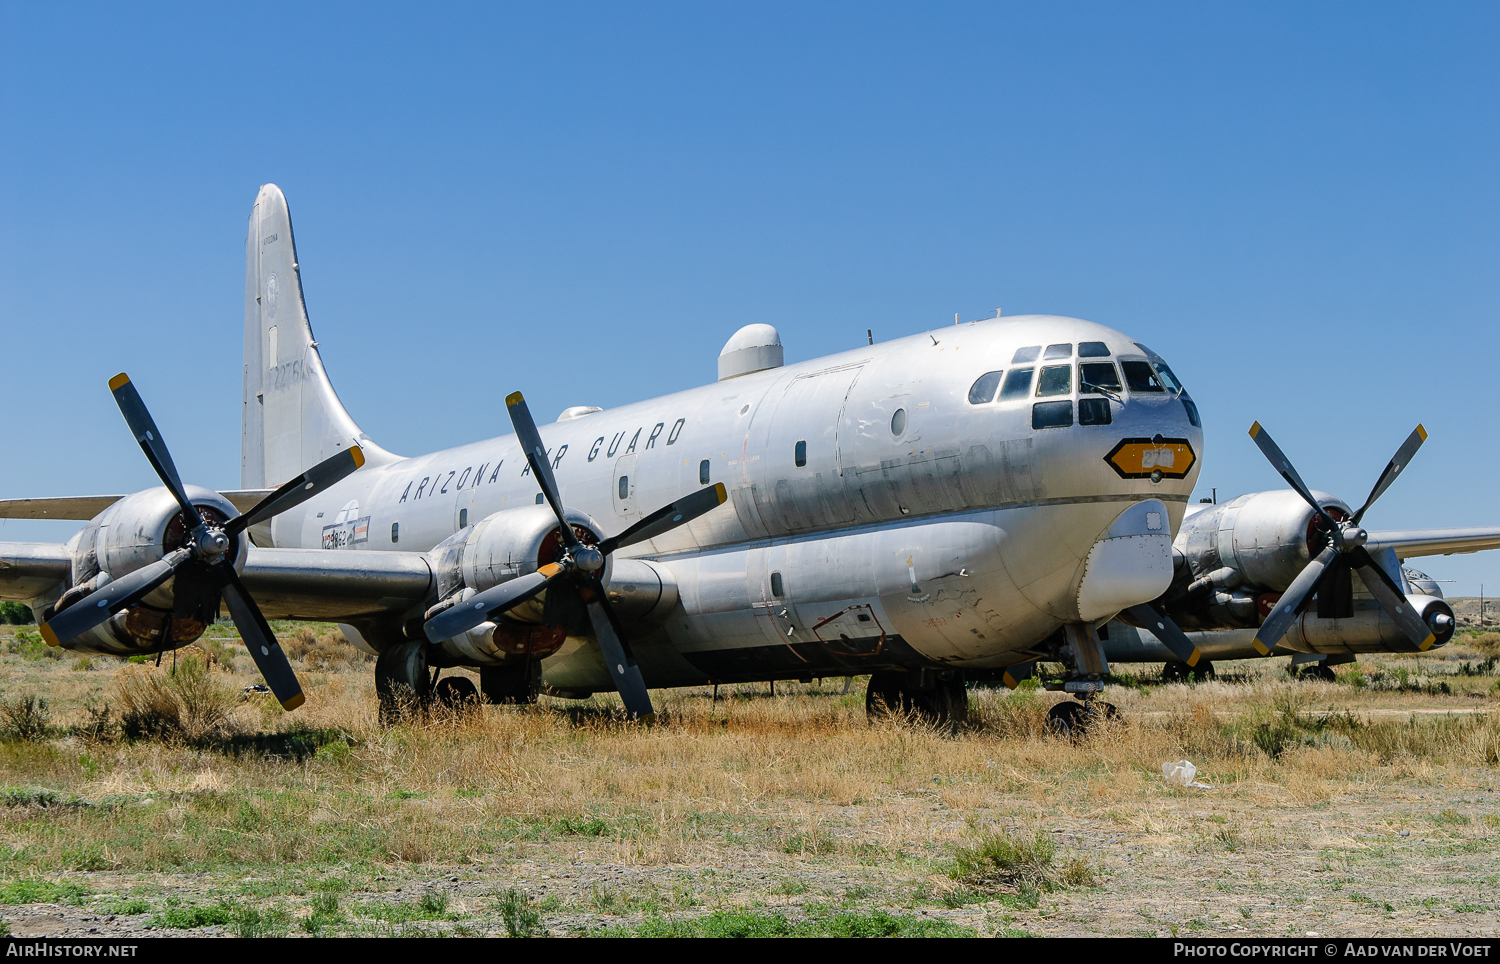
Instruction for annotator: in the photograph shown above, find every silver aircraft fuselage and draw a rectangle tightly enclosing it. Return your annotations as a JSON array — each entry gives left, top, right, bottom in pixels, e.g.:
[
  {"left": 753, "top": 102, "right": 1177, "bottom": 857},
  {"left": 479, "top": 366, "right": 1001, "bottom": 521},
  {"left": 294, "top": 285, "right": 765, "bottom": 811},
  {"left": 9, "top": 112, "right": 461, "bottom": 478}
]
[{"left": 266, "top": 315, "right": 1203, "bottom": 692}]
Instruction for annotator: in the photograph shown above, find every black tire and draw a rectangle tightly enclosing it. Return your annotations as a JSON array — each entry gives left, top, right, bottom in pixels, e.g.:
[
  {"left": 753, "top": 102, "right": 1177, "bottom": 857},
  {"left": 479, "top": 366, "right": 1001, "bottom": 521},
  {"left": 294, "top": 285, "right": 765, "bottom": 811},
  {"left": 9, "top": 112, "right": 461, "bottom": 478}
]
[
  {"left": 375, "top": 641, "right": 430, "bottom": 725},
  {"left": 434, "top": 675, "right": 479, "bottom": 709},
  {"left": 1047, "top": 701, "right": 1084, "bottom": 737},
  {"left": 1161, "top": 662, "right": 1189, "bottom": 683},
  {"left": 480, "top": 661, "right": 541, "bottom": 705},
  {"left": 865, "top": 671, "right": 905, "bottom": 719},
  {"left": 866, "top": 671, "right": 967, "bottom": 726}
]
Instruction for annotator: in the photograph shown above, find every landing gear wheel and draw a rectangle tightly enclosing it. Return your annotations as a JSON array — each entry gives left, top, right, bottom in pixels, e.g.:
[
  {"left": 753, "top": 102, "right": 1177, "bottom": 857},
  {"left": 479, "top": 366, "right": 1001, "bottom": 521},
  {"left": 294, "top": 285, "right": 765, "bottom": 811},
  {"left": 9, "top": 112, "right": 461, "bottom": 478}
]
[
  {"left": 376, "top": 641, "right": 431, "bottom": 725},
  {"left": 864, "top": 671, "right": 967, "bottom": 726},
  {"left": 1047, "top": 699, "right": 1119, "bottom": 739},
  {"left": 1047, "top": 701, "right": 1085, "bottom": 737},
  {"left": 1302, "top": 664, "right": 1337, "bottom": 682},
  {"left": 433, "top": 675, "right": 479, "bottom": 709},
  {"left": 480, "top": 661, "right": 541, "bottom": 705},
  {"left": 1162, "top": 661, "right": 1215, "bottom": 683}
]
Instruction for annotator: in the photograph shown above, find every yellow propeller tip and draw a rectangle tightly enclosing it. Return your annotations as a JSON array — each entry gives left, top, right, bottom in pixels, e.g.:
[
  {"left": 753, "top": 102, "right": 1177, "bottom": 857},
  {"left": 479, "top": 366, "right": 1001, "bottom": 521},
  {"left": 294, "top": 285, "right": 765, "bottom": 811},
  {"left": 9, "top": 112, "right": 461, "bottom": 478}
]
[
  {"left": 39, "top": 624, "right": 60, "bottom": 648},
  {"left": 280, "top": 693, "right": 306, "bottom": 711},
  {"left": 349, "top": 445, "right": 365, "bottom": 469},
  {"left": 1419, "top": 634, "right": 1436, "bottom": 651},
  {"left": 1252, "top": 639, "right": 1271, "bottom": 656},
  {"left": 108, "top": 373, "right": 130, "bottom": 391},
  {"left": 1186, "top": 651, "right": 1201, "bottom": 668},
  {"left": 713, "top": 482, "right": 727, "bottom": 503},
  {"left": 1416, "top": 424, "right": 1428, "bottom": 441},
  {"left": 1002, "top": 672, "right": 1018, "bottom": 690},
  {"left": 1248, "top": 421, "right": 1262, "bottom": 438},
  {"left": 505, "top": 391, "right": 524, "bottom": 407}
]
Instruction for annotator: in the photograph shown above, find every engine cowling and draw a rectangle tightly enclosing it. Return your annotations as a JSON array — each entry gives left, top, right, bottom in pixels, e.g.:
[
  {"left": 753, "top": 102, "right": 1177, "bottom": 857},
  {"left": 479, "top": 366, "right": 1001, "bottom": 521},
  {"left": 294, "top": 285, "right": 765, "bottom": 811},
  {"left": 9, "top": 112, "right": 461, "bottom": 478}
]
[
  {"left": 1177, "top": 489, "right": 1352, "bottom": 594},
  {"left": 54, "top": 486, "right": 245, "bottom": 656},
  {"left": 425, "top": 504, "right": 678, "bottom": 667}
]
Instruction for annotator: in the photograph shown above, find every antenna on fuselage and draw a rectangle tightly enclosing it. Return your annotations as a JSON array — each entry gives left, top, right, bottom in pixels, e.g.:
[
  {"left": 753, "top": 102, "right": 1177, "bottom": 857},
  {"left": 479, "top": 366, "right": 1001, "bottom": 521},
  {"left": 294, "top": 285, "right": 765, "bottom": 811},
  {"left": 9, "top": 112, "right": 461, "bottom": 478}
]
[{"left": 867, "top": 329, "right": 873, "bottom": 345}]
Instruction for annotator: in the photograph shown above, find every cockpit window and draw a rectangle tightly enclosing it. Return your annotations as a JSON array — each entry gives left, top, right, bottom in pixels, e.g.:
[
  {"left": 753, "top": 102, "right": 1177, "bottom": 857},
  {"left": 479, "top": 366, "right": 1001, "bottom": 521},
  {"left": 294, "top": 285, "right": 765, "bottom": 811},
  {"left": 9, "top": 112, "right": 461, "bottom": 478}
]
[
  {"left": 1011, "top": 346, "right": 1040, "bottom": 364},
  {"left": 1078, "top": 341, "right": 1110, "bottom": 357},
  {"left": 1121, "top": 361, "right": 1164, "bottom": 393},
  {"left": 1153, "top": 362, "right": 1184, "bottom": 395},
  {"left": 1043, "top": 343, "right": 1072, "bottom": 360},
  {"left": 1035, "top": 365, "right": 1072, "bottom": 397},
  {"left": 999, "top": 368, "right": 1033, "bottom": 400},
  {"left": 967, "top": 371, "right": 1003, "bottom": 404},
  {"left": 1079, "top": 362, "right": 1122, "bottom": 394}
]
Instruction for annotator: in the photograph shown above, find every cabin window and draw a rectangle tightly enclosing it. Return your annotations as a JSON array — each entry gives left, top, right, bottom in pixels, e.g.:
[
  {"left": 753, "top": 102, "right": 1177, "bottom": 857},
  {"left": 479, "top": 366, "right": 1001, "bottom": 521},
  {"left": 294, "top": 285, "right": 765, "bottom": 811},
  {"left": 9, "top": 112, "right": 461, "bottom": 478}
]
[
  {"left": 1043, "top": 343, "right": 1073, "bottom": 360},
  {"left": 1182, "top": 397, "right": 1201, "bottom": 427},
  {"left": 1035, "top": 365, "right": 1072, "bottom": 397},
  {"left": 390, "top": 522, "right": 399, "bottom": 543},
  {"left": 795, "top": 440, "right": 807, "bottom": 466},
  {"left": 1121, "top": 361, "right": 1165, "bottom": 393},
  {"left": 459, "top": 508, "right": 468, "bottom": 528},
  {"left": 699, "top": 460, "right": 711, "bottom": 485},
  {"left": 536, "top": 493, "right": 545, "bottom": 504},
  {"left": 890, "top": 409, "right": 906, "bottom": 436},
  {"left": 1078, "top": 341, "right": 1111, "bottom": 358},
  {"left": 999, "top": 368, "right": 1033, "bottom": 401},
  {"left": 770, "top": 571, "right": 784, "bottom": 597},
  {"left": 1032, "top": 400, "right": 1073, "bottom": 429},
  {"left": 1079, "top": 362, "right": 1122, "bottom": 394},
  {"left": 1011, "top": 346, "right": 1041, "bottom": 363},
  {"left": 1078, "top": 397, "right": 1112, "bottom": 425},
  {"left": 617, "top": 476, "right": 629, "bottom": 500},
  {"left": 967, "top": 371, "right": 1003, "bottom": 404}
]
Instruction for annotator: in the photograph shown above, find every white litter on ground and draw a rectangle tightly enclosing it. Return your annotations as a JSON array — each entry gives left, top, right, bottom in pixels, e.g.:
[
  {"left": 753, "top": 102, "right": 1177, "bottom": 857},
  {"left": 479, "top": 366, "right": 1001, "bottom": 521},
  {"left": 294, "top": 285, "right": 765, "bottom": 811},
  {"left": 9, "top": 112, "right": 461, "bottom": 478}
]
[{"left": 1162, "top": 759, "right": 1212, "bottom": 789}]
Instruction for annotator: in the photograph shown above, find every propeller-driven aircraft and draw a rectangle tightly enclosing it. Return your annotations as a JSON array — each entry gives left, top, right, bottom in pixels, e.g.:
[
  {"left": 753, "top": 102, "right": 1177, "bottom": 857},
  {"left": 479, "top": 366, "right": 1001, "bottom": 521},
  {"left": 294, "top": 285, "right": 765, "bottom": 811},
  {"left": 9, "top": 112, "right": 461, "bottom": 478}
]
[{"left": 0, "top": 185, "right": 1487, "bottom": 728}]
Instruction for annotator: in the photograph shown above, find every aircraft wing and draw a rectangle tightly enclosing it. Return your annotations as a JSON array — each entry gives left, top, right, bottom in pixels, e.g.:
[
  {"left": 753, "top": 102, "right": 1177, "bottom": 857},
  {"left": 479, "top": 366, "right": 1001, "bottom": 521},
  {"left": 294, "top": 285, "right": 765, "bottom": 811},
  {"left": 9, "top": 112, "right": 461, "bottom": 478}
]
[
  {"left": 1365, "top": 527, "right": 1500, "bottom": 559},
  {"left": 0, "top": 490, "right": 275, "bottom": 521},
  {"left": 0, "top": 542, "right": 432, "bottom": 623},
  {"left": 237, "top": 548, "right": 433, "bottom": 621},
  {"left": 0, "top": 543, "right": 73, "bottom": 599}
]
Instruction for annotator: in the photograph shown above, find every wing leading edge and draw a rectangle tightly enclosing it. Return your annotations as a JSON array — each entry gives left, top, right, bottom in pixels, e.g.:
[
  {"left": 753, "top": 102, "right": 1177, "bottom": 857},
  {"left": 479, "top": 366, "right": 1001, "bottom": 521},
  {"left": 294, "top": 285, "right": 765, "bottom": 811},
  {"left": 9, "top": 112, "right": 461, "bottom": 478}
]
[{"left": 1365, "top": 527, "right": 1500, "bottom": 559}]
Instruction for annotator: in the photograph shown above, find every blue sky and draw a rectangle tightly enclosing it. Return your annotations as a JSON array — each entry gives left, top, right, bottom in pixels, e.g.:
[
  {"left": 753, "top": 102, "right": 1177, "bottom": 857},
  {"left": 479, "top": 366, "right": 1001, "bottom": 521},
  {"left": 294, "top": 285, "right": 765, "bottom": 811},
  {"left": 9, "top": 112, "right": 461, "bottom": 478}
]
[{"left": 4, "top": 3, "right": 1500, "bottom": 595}]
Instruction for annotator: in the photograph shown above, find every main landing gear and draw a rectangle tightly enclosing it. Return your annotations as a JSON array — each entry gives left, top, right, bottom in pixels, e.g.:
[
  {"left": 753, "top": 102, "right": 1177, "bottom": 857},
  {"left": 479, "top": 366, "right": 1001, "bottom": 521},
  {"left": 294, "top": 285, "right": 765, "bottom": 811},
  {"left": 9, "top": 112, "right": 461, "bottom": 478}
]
[
  {"left": 1160, "top": 660, "right": 1216, "bottom": 683},
  {"left": 865, "top": 669, "right": 968, "bottom": 726},
  {"left": 375, "top": 640, "right": 539, "bottom": 724}
]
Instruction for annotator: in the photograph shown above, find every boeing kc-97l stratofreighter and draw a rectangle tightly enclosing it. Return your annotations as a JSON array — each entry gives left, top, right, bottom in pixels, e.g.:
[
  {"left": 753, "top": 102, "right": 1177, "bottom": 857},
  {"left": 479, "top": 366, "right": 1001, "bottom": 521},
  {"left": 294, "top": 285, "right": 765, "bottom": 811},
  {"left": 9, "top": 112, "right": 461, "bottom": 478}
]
[{"left": 0, "top": 185, "right": 1481, "bottom": 729}]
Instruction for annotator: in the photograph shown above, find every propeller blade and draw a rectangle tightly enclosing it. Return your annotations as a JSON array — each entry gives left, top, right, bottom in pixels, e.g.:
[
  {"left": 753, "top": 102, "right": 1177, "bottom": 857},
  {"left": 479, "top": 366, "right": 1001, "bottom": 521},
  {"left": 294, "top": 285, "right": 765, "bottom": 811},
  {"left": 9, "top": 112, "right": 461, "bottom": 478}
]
[
  {"left": 1001, "top": 660, "right": 1037, "bottom": 690},
  {"left": 506, "top": 392, "right": 581, "bottom": 552},
  {"left": 109, "top": 374, "right": 201, "bottom": 528},
  {"left": 423, "top": 563, "right": 566, "bottom": 643},
  {"left": 1251, "top": 545, "right": 1339, "bottom": 656},
  {"left": 579, "top": 581, "right": 654, "bottom": 720},
  {"left": 1351, "top": 425, "right": 1427, "bottom": 525},
  {"left": 1350, "top": 548, "right": 1437, "bottom": 651},
  {"left": 226, "top": 446, "right": 366, "bottom": 536},
  {"left": 1124, "top": 604, "right": 1203, "bottom": 667},
  {"left": 217, "top": 566, "right": 304, "bottom": 710},
  {"left": 39, "top": 549, "right": 192, "bottom": 647},
  {"left": 1247, "top": 422, "right": 1343, "bottom": 535},
  {"left": 599, "top": 483, "right": 728, "bottom": 556}
]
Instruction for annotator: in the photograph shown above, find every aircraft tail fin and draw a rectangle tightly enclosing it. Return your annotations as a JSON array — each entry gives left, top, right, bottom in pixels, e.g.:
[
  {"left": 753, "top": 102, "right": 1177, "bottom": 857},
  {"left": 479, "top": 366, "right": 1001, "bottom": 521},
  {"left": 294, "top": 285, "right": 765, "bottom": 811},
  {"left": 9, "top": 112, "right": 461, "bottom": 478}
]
[{"left": 242, "top": 184, "right": 395, "bottom": 489}]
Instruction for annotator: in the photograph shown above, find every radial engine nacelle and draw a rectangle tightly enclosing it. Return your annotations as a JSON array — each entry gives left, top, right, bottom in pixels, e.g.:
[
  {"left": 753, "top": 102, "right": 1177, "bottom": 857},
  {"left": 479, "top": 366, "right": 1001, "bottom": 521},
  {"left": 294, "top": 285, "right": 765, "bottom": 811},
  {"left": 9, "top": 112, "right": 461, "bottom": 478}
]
[
  {"left": 49, "top": 486, "right": 246, "bottom": 657},
  {"left": 1153, "top": 489, "right": 1454, "bottom": 650},
  {"left": 422, "top": 504, "right": 678, "bottom": 667}
]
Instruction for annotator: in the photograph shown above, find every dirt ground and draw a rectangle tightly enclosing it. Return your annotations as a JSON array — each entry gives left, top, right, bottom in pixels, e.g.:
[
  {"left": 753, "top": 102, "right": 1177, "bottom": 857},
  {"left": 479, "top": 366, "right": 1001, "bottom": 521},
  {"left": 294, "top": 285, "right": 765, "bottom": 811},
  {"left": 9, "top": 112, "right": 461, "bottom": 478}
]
[{"left": 0, "top": 622, "right": 1494, "bottom": 938}]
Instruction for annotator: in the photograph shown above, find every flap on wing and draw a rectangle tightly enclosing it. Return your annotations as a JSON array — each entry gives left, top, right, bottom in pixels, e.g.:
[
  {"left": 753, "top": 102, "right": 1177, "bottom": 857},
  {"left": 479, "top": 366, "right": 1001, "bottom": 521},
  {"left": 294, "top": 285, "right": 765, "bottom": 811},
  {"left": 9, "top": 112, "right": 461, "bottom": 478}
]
[
  {"left": 240, "top": 548, "right": 433, "bottom": 621},
  {"left": 0, "top": 496, "right": 124, "bottom": 520},
  {"left": 1366, "top": 527, "right": 1500, "bottom": 559},
  {"left": 0, "top": 543, "right": 72, "bottom": 601}
]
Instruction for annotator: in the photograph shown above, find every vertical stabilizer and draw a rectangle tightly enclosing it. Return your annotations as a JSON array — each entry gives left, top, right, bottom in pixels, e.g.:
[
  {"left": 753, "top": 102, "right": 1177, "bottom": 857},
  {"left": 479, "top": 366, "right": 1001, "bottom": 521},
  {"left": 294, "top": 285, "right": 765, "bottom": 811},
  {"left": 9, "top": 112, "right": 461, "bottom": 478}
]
[{"left": 243, "top": 184, "right": 394, "bottom": 490}]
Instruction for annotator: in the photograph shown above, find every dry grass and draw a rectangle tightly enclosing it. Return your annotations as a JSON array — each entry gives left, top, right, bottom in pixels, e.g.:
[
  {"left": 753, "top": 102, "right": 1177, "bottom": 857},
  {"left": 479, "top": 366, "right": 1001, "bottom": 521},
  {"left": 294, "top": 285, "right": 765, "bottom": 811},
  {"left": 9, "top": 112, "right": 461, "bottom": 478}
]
[{"left": 0, "top": 624, "right": 1493, "bottom": 936}]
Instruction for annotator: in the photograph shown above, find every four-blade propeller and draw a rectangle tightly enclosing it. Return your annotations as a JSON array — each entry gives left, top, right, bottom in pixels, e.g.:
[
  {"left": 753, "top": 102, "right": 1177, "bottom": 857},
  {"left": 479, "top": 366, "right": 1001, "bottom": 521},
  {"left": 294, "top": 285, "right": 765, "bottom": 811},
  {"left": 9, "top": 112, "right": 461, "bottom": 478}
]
[
  {"left": 1246, "top": 422, "right": 1440, "bottom": 656},
  {"left": 423, "top": 391, "right": 727, "bottom": 720},
  {"left": 39, "top": 374, "right": 365, "bottom": 710}
]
